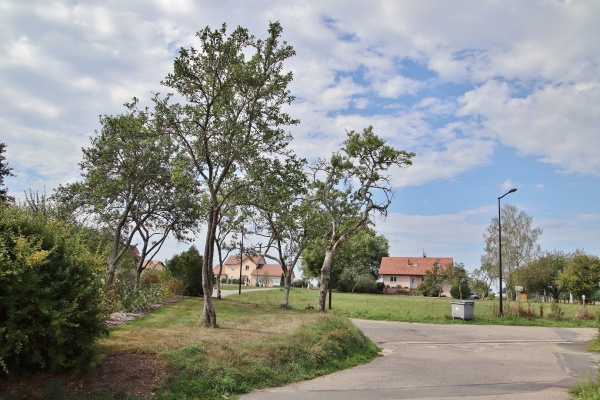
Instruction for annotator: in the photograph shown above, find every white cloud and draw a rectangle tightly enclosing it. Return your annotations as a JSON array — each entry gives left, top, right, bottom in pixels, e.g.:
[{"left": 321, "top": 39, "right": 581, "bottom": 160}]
[
  {"left": 459, "top": 80, "right": 600, "bottom": 176},
  {"left": 500, "top": 180, "right": 516, "bottom": 192},
  {"left": 2, "top": 0, "right": 599, "bottom": 262}
]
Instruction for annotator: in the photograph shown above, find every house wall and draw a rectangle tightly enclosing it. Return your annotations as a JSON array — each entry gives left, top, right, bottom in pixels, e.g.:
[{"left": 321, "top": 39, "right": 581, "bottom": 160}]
[
  {"left": 382, "top": 275, "right": 414, "bottom": 289},
  {"left": 223, "top": 260, "right": 258, "bottom": 284}
]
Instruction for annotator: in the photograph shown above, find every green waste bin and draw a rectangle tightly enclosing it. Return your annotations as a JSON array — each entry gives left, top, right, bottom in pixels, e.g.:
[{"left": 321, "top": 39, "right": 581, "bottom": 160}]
[{"left": 451, "top": 301, "right": 474, "bottom": 320}]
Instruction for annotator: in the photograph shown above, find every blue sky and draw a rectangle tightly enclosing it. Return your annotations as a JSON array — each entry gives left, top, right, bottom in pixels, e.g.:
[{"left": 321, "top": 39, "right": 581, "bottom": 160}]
[{"left": 1, "top": 0, "right": 599, "bottom": 272}]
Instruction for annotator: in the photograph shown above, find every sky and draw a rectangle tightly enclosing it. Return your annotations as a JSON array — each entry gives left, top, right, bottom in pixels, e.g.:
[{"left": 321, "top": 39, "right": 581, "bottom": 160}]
[{"left": 1, "top": 0, "right": 599, "bottom": 273}]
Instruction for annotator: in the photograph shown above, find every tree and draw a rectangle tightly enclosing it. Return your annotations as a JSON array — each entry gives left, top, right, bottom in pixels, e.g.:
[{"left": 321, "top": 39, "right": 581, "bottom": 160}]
[
  {"left": 311, "top": 126, "right": 414, "bottom": 311},
  {"left": 557, "top": 251, "right": 600, "bottom": 302},
  {"left": 471, "top": 267, "right": 493, "bottom": 298},
  {"left": 165, "top": 245, "right": 204, "bottom": 296},
  {"left": 0, "top": 143, "right": 15, "bottom": 203},
  {"left": 301, "top": 227, "right": 389, "bottom": 293},
  {"left": 419, "top": 260, "right": 450, "bottom": 297},
  {"left": 519, "top": 250, "right": 568, "bottom": 301},
  {"left": 449, "top": 263, "right": 471, "bottom": 299},
  {"left": 252, "top": 157, "right": 319, "bottom": 307},
  {"left": 54, "top": 101, "right": 200, "bottom": 287},
  {"left": 482, "top": 204, "right": 543, "bottom": 298},
  {"left": 157, "top": 22, "right": 299, "bottom": 327}
]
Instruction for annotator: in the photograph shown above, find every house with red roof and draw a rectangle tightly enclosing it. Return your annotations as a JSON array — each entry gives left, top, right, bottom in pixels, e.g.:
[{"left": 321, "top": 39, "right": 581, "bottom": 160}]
[
  {"left": 379, "top": 256, "right": 454, "bottom": 296},
  {"left": 213, "top": 254, "right": 291, "bottom": 287}
]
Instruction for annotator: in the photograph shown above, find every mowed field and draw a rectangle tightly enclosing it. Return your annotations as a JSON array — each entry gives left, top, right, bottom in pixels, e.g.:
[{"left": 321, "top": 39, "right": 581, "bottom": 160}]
[{"left": 237, "top": 288, "right": 599, "bottom": 328}]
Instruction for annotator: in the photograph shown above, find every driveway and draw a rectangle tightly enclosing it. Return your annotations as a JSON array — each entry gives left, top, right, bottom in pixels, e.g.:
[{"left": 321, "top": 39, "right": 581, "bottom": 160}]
[{"left": 241, "top": 319, "right": 599, "bottom": 400}]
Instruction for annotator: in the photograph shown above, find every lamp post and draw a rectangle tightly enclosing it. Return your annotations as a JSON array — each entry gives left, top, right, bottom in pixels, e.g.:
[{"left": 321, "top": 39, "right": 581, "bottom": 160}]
[{"left": 498, "top": 188, "right": 517, "bottom": 316}]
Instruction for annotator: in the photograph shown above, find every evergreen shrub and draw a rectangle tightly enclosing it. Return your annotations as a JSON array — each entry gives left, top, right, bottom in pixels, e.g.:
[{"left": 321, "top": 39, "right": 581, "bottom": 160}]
[{"left": 0, "top": 205, "right": 107, "bottom": 375}]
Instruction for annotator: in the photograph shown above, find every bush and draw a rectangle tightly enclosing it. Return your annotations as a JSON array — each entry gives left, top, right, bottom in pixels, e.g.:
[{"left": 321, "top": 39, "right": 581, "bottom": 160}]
[
  {"left": 165, "top": 245, "right": 203, "bottom": 296},
  {"left": 0, "top": 205, "right": 108, "bottom": 375},
  {"left": 450, "top": 283, "right": 472, "bottom": 299}
]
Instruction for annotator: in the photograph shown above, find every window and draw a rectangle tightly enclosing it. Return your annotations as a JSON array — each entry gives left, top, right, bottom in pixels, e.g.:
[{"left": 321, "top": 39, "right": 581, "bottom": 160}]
[
  {"left": 245, "top": 265, "right": 250, "bottom": 271},
  {"left": 390, "top": 276, "right": 397, "bottom": 282},
  {"left": 411, "top": 278, "right": 416, "bottom": 283},
  {"left": 413, "top": 263, "right": 418, "bottom": 268},
  {"left": 421, "top": 277, "right": 424, "bottom": 282}
]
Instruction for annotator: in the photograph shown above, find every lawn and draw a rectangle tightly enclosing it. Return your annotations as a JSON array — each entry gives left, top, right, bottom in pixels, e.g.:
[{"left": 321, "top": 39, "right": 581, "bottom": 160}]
[
  {"left": 238, "top": 288, "right": 600, "bottom": 328},
  {"left": 103, "top": 294, "right": 380, "bottom": 399}
]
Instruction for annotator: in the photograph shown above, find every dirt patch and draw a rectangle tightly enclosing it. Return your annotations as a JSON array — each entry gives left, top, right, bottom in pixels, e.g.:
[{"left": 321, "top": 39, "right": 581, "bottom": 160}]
[
  {"left": 0, "top": 353, "right": 166, "bottom": 399},
  {"left": 0, "top": 297, "right": 184, "bottom": 399}
]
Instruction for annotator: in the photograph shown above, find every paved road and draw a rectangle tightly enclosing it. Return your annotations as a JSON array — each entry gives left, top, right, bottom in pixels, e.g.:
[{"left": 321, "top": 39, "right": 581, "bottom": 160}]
[{"left": 240, "top": 319, "right": 599, "bottom": 400}]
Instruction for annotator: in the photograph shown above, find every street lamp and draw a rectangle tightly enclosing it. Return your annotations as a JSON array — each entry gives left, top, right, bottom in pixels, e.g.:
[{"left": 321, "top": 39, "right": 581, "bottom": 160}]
[{"left": 498, "top": 188, "right": 517, "bottom": 316}]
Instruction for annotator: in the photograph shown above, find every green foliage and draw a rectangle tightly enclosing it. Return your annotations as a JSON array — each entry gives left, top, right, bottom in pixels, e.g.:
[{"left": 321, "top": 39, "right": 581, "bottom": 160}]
[
  {"left": 520, "top": 250, "right": 568, "bottom": 301},
  {"left": 114, "top": 280, "right": 164, "bottom": 313},
  {"left": 449, "top": 263, "right": 471, "bottom": 299},
  {"left": 160, "top": 314, "right": 378, "bottom": 399},
  {"left": 0, "top": 143, "right": 15, "bottom": 203},
  {"left": 557, "top": 250, "right": 600, "bottom": 301},
  {"left": 570, "top": 378, "right": 600, "bottom": 400},
  {"left": 159, "top": 21, "right": 300, "bottom": 325},
  {"left": 165, "top": 246, "right": 203, "bottom": 296},
  {"left": 450, "top": 283, "right": 472, "bottom": 299},
  {"left": 419, "top": 261, "right": 450, "bottom": 297},
  {"left": 0, "top": 204, "right": 108, "bottom": 375},
  {"left": 302, "top": 227, "right": 389, "bottom": 292}
]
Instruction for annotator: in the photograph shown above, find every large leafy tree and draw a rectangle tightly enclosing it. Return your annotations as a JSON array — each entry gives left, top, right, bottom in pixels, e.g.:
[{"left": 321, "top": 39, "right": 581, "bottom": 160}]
[
  {"left": 519, "top": 250, "right": 568, "bottom": 301},
  {"left": 0, "top": 143, "right": 15, "bottom": 203},
  {"left": 310, "top": 126, "right": 414, "bottom": 311},
  {"left": 253, "top": 157, "right": 318, "bottom": 307},
  {"left": 557, "top": 251, "right": 600, "bottom": 302},
  {"left": 166, "top": 245, "right": 204, "bottom": 296},
  {"left": 449, "top": 263, "right": 471, "bottom": 299},
  {"left": 336, "top": 228, "right": 389, "bottom": 293},
  {"left": 157, "top": 22, "right": 298, "bottom": 327},
  {"left": 419, "top": 260, "right": 451, "bottom": 297},
  {"left": 54, "top": 101, "right": 200, "bottom": 286},
  {"left": 301, "top": 226, "right": 389, "bottom": 293},
  {"left": 482, "top": 204, "right": 543, "bottom": 297}
]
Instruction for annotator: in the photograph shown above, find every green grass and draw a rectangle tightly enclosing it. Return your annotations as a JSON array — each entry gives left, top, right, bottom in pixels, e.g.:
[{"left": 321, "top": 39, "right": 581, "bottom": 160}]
[
  {"left": 236, "top": 288, "right": 600, "bottom": 327},
  {"left": 100, "top": 296, "right": 379, "bottom": 399}
]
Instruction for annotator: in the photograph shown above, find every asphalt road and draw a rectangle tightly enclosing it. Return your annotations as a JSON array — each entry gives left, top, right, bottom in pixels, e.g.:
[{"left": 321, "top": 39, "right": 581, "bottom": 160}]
[{"left": 240, "top": 319, "right": 599, "bottom": 400}]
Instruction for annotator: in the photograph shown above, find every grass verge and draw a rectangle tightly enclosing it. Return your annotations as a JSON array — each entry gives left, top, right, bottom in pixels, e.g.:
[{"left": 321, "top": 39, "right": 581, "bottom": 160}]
[
  {"left": 570, "top": 333, "right": 600, "bottom": 399},
  {"left": 102, "top": 296, "right": 379, "bottom": 399}
]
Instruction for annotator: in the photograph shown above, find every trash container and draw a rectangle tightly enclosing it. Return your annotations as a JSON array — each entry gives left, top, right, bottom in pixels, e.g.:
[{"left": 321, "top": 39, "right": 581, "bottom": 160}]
[{"left": 451, "top": 301, "right": 474, "bottom": 320}]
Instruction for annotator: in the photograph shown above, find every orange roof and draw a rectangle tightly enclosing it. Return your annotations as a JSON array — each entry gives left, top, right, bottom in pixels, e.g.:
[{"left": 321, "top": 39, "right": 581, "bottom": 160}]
[
  {"left": 223, "top": 254, "right": 263, "bottom": 265},
  {"left": 251, "top": 264, "right": 289, "bottom": 278},
  {"left": 379, "top": 257, "right": 454, "bottom": 276}
]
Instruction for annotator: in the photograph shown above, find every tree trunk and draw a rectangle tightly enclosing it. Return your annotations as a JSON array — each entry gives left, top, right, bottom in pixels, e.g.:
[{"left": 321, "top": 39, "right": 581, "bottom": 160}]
[
  {"left": 216, "top": 273, "right": 222, "bottom": 300},
  {"left": 283, "top": 270, "right": 292, "bottom": 307},
  {"left": 106, "top": 229, "right": 121, "bottom": 286},
  {"left": 202, "top": 208, "right": 218, "bottom": 327},
  {"left": 106, "top": 260, "right": 117, "bottom": 286},
  {"left": 318, "top": 248, "right": 334, "bottom": 311}
]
